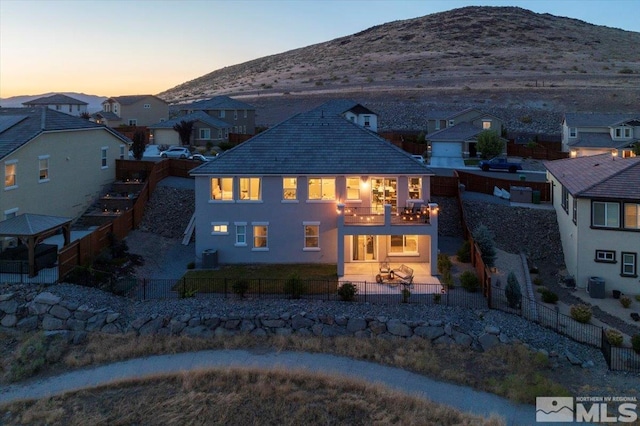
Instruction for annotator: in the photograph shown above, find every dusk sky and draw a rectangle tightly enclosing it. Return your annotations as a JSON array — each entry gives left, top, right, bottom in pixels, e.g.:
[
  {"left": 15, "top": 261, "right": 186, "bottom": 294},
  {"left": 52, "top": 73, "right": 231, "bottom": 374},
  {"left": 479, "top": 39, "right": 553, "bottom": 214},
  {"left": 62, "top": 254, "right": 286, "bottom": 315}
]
[{"left": 1, "top": 0, "right": 638, "bottom": 99}]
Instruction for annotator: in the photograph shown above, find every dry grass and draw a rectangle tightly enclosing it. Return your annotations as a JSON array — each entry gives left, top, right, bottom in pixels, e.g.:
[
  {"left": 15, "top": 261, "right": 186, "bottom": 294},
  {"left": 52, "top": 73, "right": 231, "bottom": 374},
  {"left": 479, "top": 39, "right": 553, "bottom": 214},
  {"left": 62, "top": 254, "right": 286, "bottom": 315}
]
[
  {"left": 183, "top": 263, "right": 338, "bottom": 280},
  {"left": 0, "top": 369, "right": 505, "bottom": 425}
]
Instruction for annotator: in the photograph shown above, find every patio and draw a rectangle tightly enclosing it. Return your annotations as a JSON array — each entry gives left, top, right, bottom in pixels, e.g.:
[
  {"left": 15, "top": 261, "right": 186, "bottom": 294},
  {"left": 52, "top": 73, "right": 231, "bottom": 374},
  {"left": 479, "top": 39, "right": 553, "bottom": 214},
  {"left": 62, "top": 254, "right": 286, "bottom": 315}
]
[{"left": 342, "top": 262, "right": 443, "bottom": 295}]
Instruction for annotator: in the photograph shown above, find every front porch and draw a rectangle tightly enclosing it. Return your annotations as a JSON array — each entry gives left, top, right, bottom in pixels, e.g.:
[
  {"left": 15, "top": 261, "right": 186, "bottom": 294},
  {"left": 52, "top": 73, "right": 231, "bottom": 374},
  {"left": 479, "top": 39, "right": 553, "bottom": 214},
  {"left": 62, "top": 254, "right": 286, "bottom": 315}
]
[{"left": 342, "top": 262, "right": 443, "bottom": 294}]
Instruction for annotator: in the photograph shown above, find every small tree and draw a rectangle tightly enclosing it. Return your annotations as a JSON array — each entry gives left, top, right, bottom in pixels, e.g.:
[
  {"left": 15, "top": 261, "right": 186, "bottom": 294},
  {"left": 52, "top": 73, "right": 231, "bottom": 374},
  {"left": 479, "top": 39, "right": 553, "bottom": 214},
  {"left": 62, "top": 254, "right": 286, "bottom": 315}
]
[
  {"left": 131, "top": 129, "right": 146, "bottom": 160},
  {"left": 80, "top": 111, "right": 92, "bottom": 120},
  {"left": 417, "top": 131, "right": 426, "bottom": 144},
  {"left": 505, "top": 272, "right": 522, "bottom": 309},
  {"left": 476, "top": 130, "right": 504, "bottom": 159},
  {"left": 473, "top": 224, "right": 496, "bottom": 267},
  {"left": 173, "top": 120, "right": 195, "bottom": 146},
  {"left": 633, "top": 142, "right": 640, "bottom": 156}
]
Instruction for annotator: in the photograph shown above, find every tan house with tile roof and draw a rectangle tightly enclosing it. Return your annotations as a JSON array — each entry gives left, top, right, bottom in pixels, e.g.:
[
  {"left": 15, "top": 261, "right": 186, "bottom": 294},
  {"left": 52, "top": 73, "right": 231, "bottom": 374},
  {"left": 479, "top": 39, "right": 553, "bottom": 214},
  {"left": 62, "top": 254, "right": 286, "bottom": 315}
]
[
  {"left": 92, "top": 95, "right": 169, "bottom": 127},
  {"left": 545, "top": 154, "right": 640, "bottom": 295}
]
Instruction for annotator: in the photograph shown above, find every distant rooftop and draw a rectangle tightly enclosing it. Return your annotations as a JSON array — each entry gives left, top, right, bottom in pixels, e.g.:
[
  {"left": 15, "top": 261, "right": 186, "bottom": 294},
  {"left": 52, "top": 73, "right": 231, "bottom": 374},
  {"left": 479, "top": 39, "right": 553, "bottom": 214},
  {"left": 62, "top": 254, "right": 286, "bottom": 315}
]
[{"left": 23, "top": 93, "right": 88, "bottom": 106}]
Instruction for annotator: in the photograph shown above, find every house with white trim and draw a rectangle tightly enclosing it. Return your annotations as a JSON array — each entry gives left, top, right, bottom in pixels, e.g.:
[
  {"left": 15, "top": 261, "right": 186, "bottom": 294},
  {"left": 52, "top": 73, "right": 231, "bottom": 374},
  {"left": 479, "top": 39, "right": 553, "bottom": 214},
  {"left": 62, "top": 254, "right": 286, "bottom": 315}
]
[
  {"left": 22, "top": 94, "right": 88, "bottom": 117},
  {"left": 561, "top": 113, "right": 639, "bottom": 158},
  {"left": 190, "top": 107, "right": 439, "bottom": 280},
  {"left": 92, "top": 95, "right": 169, "bottom": 127},
  {"left": 545, "top": 154, "right": 640, "bottom": 295}
]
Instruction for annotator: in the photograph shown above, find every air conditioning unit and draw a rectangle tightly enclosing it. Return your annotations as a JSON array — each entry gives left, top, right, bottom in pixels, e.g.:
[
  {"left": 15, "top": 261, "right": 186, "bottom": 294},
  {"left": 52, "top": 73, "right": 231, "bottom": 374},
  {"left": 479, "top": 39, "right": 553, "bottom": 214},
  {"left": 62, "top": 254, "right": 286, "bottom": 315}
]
[{"left": 587, "top": 276, "right": 605, "bottom": 299}]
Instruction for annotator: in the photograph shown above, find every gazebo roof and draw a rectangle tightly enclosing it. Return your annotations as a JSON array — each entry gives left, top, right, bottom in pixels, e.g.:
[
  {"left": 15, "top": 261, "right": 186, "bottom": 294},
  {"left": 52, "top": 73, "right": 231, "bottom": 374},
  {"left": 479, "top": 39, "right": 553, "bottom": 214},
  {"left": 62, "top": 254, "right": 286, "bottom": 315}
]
[{"left": 0, "top": 214, "right": 72, "bottom": 237}]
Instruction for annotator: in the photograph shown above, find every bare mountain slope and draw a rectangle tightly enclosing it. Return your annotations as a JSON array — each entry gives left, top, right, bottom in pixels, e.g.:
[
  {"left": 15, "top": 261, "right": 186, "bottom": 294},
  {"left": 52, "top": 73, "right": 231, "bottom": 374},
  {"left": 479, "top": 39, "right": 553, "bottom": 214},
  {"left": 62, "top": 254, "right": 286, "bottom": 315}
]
[{"left": 159, "top": 6, "right": 640, "bottom": 105}]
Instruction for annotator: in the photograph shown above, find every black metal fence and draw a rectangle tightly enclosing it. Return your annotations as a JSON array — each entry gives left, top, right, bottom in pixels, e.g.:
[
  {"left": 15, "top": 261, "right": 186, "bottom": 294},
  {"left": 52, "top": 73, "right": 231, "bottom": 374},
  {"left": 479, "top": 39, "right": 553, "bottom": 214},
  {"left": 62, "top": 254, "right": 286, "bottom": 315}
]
[
  {"left": 0, "top": 260, "right": 58, "bottom": 284},
  {"left": 601, "top": 329, "right": 640, "bottom": 372}
]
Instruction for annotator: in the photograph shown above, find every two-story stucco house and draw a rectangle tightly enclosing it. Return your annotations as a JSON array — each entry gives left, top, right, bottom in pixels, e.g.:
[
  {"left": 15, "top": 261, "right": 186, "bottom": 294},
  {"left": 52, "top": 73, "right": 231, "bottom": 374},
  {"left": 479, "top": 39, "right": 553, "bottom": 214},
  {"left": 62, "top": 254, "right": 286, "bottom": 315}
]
[
  {"left": 1, "top": 107, "right": 130, "bottom": 228},
  {"left": 561, "top": 113, "right": 639, "bottom": 158},
  {"left": 545, "top": 154, "right": 640, "bottom": 295},
  {"left": 425, "top": 108, "right": 505, "bottom": 159},
  {"left": 149, "top": 110, "right": 232, "bottom": 147},
  {"left": 92, "top": 95, "right": 169, "bottom": 127},
  {"left": 313, "top": 99, "right": 379, "bottom": 133},
  {"left": 22, "top": 94, "right": 89, "bottom": 117},
  {"left": 190, "top": 108, "right": 439, "bottom": 280},
  {"left": 177, "top": 96, "right": 256, "bottom": 136}
]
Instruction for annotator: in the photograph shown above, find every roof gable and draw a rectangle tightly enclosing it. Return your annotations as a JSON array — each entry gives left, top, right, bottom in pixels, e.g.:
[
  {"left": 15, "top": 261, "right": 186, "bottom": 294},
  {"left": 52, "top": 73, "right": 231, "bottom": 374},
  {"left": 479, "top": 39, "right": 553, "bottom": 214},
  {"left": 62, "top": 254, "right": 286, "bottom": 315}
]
[
  {"left": 108, "top": 95, "right": 166, "bottom": 106},
  {"left": 426, "top": 122, "right": 484, "bottom": 141},
  {"left": 23, "top": 94, "right": 88, "bottom": 106},
  {"left": 149, "top": 110, "right": 231, "bottom": 129}
]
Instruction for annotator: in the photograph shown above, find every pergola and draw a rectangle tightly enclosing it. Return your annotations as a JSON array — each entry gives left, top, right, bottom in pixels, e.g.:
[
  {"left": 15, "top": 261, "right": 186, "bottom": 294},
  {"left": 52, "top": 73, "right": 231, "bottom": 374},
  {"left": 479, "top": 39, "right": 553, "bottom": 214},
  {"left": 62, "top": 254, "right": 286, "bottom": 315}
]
[{"left": 0, "top": 213, "right": 72, "bottom": 277}]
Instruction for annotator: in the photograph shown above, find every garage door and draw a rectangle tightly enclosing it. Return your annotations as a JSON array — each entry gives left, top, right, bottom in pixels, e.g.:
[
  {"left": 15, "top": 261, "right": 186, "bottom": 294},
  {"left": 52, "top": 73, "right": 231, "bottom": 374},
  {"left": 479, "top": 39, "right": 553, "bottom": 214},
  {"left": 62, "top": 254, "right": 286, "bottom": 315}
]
[{"left": 431, "top": 142, "right": 462, "bottom": 158}]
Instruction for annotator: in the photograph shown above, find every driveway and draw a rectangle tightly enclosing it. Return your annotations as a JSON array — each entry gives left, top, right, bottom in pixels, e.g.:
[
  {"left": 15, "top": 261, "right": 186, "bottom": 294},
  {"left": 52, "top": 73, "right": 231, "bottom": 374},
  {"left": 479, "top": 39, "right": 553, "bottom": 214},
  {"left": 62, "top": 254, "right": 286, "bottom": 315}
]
[{"left": 429, "top": 156, "right": 466, "bottom": 168}]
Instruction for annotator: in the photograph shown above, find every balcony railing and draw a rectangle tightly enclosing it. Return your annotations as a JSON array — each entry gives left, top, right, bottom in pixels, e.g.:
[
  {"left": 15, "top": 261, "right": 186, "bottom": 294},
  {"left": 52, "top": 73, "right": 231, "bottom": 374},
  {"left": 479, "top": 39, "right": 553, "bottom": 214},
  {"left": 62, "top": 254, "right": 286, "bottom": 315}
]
[{"left": 342, "top": 206, "right": 430, "bottom": 226}]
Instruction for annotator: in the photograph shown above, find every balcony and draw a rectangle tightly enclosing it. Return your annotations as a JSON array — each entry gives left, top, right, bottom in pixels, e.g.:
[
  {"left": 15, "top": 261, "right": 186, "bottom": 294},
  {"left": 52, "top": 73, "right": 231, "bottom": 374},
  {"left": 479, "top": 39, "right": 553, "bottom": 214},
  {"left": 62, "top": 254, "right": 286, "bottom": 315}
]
[{"left": 341, "top": 205, "right": 431, "bottom": 226}]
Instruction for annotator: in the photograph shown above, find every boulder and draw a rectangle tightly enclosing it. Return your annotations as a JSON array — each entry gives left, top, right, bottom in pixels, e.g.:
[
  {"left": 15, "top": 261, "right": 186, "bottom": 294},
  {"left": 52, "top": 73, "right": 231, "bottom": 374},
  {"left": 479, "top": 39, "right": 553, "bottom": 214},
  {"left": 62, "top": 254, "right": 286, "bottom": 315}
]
[
  {"left": 291, "top": 315, "right": 314, "bottom": 330},
  {"left": 42, "top": 315, "right": 65, "bottom": 330},
  {"left": 49, "top": 305, "right": 71, "bottom": 320},
  {"left": 478, "top": 333, "right": 500, "bottom": 351},
  {"left": 346, "top": 318, "right": 367, "bottom": 332},
  {"left": 1, "top": 314, "right": 17, "bottom": 327},
  {"left": 16, "top": 316, "right": 38, "bottom": 331},
  {"left": 452, "top": 331, "right": 473, "bottom": 347},
  {"left": 386, "top": 319, "right": 412, "bottom": 337},
  {"left": 33, "top": 292, "right": 61, "bottom": 305},
  {"left": 414, "top": 325, "right": 445, "bottom": 340},
  {"left": 0, "top": 299, "right": 18, "bottom": 314},
  {"left": 261, "top": 319, "right": 285, "bottom": 328}
]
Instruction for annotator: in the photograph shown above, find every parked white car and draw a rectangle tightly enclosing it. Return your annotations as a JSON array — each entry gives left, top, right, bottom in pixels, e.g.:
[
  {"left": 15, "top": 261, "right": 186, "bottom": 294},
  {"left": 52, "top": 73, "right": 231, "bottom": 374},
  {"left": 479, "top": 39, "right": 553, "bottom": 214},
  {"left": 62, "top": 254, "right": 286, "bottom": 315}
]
[
  {"left": 160, "top": 146, "right": 190, "bottom": 159},
  {"left": 411, "top": 155, "right": 426, "bottom": 164}
]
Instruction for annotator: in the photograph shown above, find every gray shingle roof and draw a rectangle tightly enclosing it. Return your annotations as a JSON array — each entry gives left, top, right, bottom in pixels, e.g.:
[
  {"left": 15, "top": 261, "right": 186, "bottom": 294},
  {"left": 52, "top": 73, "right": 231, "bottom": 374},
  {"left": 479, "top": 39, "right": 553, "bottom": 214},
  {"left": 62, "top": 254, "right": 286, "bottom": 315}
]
[
  {"left": 191, "top": 109, "right": 433, "bottom": 176},
  {"left": 426, "top": 122, "right": 483, "bottom": 141},
  {"left": 91, "top": 111, "right": 120, "bottom": 121},
  {"left": 108, "top": 95, "right": 166, "bottom": 105},
  {"left": 149, "top": 111, "right": 231, "bottom": 129},
  {"left": 23, "top": 94, "right": 88, "bottom": 106},
  {"left": 311, "top": 99, "right": 376, "bottom": 116},
  {"left": 0, "top": 107, "right": 130, "bottom": 160},
  {"left": 182, "top": 96, "right": 255, "bottom": 111},
  {"left": 0, "top": 213, "right": 71, "bottom": 237},
  {"left": 545, "top": 154, "right": 640, "bottom": 200},
  {"left": 564, "top": 113, "right": 640, "bottom": 127},
  {"left": 567, "top": 132, "right": 634, "bottom": 149}
]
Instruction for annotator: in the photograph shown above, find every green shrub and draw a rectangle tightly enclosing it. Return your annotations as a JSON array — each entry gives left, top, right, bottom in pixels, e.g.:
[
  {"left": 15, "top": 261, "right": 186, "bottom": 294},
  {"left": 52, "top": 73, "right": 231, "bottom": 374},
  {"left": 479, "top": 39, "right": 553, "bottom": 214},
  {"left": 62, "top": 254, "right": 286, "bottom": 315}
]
[
  {"left": 432, "top": 293, "right": 442, "bottom": 304},
  {"left": 636, "top": 295, "right": 640, "bottom": 302},
  {"left": 9, "top": 333, "right": 67, "bottom": 382},
  {"left": 232, "top": 279, "right": 250, "bottom": 298},
  {"left": 541, "top": 289, "right": 558, "bottom": 304},
  {"left": 570, "top": 304, "right": 592, "bottom": 323},
  {"left": 437, "top": 253, "right": 452, "bottom": 274},
  {"left": 533, "top": 277, "right": 543, "bottom": 286},
  {"left": 401, "top": 288, "right": 411, "bottom": 303},
  {"left": 456, "top": 241, "right": 471, "bottom": 263},
  {"left": 473, "top": 224, "right": 496, "bottom": 267},
  {"left": 441, "top": 271, "right": 454, "bottom": 289},
  {"left": 187, "top": 261, "right": 195, "bottom": 270},
  {"left": 337, "top": 282, "right": 358, "bottom": 301},
  {"left": 179, "top": 283, "right": 198, "bottom": 298},
  {"left": 460, "top": 270, "right": 479, "bottom": 292},
  {"left": 620, "top": 296, "right": 632, "bottom": 308},
  {"left": 505, "top": 272, "right": 522, "bottom": 309},
  {"left": 632, "top": 334, "right": 640, "bottom": 354},
  {"left": 284, "top": 274, "right": 307, "bottom": 299},
  {"left": 605, "top": 329, "right": 624, "bottom": 347}
]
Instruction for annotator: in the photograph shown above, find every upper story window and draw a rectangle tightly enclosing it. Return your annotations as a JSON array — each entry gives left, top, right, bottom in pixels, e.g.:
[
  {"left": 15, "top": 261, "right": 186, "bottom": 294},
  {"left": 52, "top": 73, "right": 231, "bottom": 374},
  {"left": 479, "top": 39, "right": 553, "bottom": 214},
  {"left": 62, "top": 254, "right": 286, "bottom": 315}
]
[
  {"left": 409, "top": 177, "right": 422, "bottom": 200},
  {"left": 38, "top": 155, "right": 50, "bottom": 182},
  {"left": 561, "top": 186, "right": 569, "bottom": 214},
  {"left": 346, "top": 177, "right": 360, "bottom": 200},
  {"left": 448, "top": 119, "right": 454, "bottom": 127},
  {"left": 211, "top": 177, "right": 233, "bottom": 200},
  {"left": 219, "top": 110, "right": 225, "bottom": 118},
  {"left": 104, "top": 104, "right": 111, "bottom": 112},
  {"left": 4, "top": 160, "right": 17, "bottom": 189},
  {"left": 363, "top": 116, "right": 371, "bottom": 127},
  {"left": 239, "top": 178, "right": 261, "bottom": 200},
  {"left": 308, "top": 177, "right": 335, "bottom": 200},
  {"left": 101, "top": 147, "right": 108, "bottom": 169},
  {"left": 592, "top": 201, "right": 619, "bottom": 228},
  {"left": 614, "top": 127, "right": 632, "bottom": 138},
  {"left": 68, "top": 105, "right": 72, "bottom": 113},
  {"left": 128, "top": 119, "right": 137, "bottom": 126},
  {"left": 624, "top": 203, "right": 640, "bottom": 229},
  {"left": 482, "top": 120, "right": 491, "bottom": 130},
  {"left": 144, "top": 104, "right": 151, "bottom": 109},
  {"left": 199, "top": 128, "right": 211, "bottom": 139},
  {"left": 119, "top": 145, "right": 125, "bottom": 160},
  {"left": 569, "top": 127, "right": 577, "bottom": 138},
  {"left": 283, "top": 177, "right": 297, "bottom": 200},
  {"left": 435, "top": 120, "right": 440, "bottom": 130},
  {"left": 234, "top": 110, "right": 238, "bottom": 120},
  {"left": 572, "top": 198, "right": 577, "bottom": 224},
  {"left": 55, "top": 105, "right": 61, "bottom": 110}
]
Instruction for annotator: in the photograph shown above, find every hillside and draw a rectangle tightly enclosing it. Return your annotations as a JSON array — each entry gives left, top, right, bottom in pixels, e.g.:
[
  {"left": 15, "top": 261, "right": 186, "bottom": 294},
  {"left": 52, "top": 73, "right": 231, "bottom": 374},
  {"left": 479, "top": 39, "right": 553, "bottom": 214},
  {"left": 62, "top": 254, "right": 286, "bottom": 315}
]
[{"left": 159, "top": 5, "right": 640, "bottom": 112}]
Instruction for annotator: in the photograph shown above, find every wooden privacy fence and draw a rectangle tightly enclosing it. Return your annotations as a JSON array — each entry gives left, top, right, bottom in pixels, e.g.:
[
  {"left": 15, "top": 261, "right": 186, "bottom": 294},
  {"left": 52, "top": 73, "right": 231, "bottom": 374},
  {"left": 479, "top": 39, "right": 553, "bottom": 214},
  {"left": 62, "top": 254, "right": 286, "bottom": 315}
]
[
  {"left": 455, "top": 170, "right": 551, "bottom": 202},
  {"left": 431, "top": 175, "right": 459, "bottom": 197},
  {"left": 507, "top": 141, "right": 569, "bottom": 161}
]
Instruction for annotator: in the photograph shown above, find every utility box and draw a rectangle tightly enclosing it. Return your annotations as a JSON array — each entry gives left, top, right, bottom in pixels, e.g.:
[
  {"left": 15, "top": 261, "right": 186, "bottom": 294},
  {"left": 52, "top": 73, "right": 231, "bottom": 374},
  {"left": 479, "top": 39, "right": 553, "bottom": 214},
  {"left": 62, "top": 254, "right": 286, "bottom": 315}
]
[
  {"left": 202, "top": 249, "right": 218, "bottom": 269},
  {"left": 587, "top": 276, "right": 605, "bottom": 299},
  {"left": 510, "top": 186, "right": 532, "bottom": 203},
  {"left": 532, "top": 190, "right": 541, "bottom": 204}
]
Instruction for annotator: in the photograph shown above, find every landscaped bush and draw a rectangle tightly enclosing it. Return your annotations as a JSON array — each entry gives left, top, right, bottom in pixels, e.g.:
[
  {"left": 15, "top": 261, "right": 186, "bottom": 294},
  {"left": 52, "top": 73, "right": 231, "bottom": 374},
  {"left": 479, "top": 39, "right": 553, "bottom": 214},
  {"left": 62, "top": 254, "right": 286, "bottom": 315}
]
[
  {"left": 541, "top": 289, "right": 558, "bottom": 304},
  {"left": 284, "top": 274, "right": 307, "bottom": 299},
  {"left": 337, "top": 282, "right": 358, "bottom": 301},
  {"left": 456, "top": 241, "right": 471, "bottom": 263},
  {"left": 533, "top": 277, "right": 543, "bottom": 286},
  {"left": 438, "top": 253, "right": 454, "bottom": 289},
  {"left": 401, "top": 288, "right": 411, "bottom": 303},
  {"left": 605, "top": 329, "right": 624, "bottom": 347},
  {"left": 620, "top": 296, "right": 632, "bottom": 308},
  {"left": 473, "top": 224, "right": 496, "bottom": 267},
  {"left": 505, "top": 272, "right": 522, "bottom": 309},
  {"left": 186, "top": 261, "right": 195, "bottom": 270},
  {"left": 460, "top": 270, "right": 479, "bottom": 292},
  {"left": 432, "top": 293, "right": 441, "bottom": 304},
  {"left": 232, "top": 279, "right": 250, "bottom": 298},
  {"left": 570, "top": 304, "right": 592, "bottom": 323},
  {"left": 632, "top": 334, "right": 640, "bottom": 354}
]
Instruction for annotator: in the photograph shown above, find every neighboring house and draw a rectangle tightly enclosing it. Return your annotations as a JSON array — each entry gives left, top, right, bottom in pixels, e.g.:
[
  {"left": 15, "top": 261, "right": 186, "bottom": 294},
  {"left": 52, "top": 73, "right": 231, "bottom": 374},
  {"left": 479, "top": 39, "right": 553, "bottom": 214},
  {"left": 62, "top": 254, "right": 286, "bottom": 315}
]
[
  {"left": 190, "top": 108, "right": 439, "bottom": 278},
  {"left": 92, "top": 95, "right": 169, "bottom": 127},
  {"left": 0, "top": 107, "right": 130, "bottom": 237},
  {"left": 425, "top": 108, "right": 504, "bottom": 158},
  {"left": 149, "top": 111, "right": 231, "bottom": 146},
  {"left": 22, "top": 94, "right": 88, "bottom": 117},
  {"left": 311, "top": 99, "right": 379, "bottom": 133},
  {"left": 177, "top": 96, "right": 256, "bottom": 136},
  {"left": 561, "top": 112, "right": 639, "bottom": 158},
  {"left": 545, "top": 154, "right": 640, "bottom": 295}
]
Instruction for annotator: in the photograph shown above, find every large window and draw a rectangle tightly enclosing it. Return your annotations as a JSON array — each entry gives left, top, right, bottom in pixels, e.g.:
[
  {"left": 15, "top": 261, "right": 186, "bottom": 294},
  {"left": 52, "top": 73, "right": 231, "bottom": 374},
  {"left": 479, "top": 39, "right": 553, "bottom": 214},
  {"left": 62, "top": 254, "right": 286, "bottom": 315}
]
[
  {"left": 624, "top": 203, "right": 640, "bottom": 229},
  {"left": 592, "top": 201, "right": 619, "bottom": 228},
  {"left": 253, "top": 224, "right": 268, "bottom": 249},
  {"left": 308, "top": 177, "right": 335, "bottom": 200},
  {"left": 371, "top": 178, "right": 397, "bottom": 212},
  {"left": 239, "top": 178, "right": 261, "bottom": 200},
  {"left": 211, "top": 223, "right": 229, "bottom": 235},
  {"left": 199, "top": 128, "right": 211, "bottom": 139},
  {"left": 235, "top": 223, "right": 247, "bottom": 246},
  {"left": 409, "top": 178, "right": 422, "bottom": 200},
  {"left": 346, "top": 177, "right": 360, "bottom": 200},
  {"left": 621, "top": 252, "right": 637, "bottom": 277},
  {"left": 283, "top": 177, "right": 297, "bottom": 200},
  {"left": 4, "top": 161, "right": 17, "bottom": 189},
  {"left": 38, "top": 156, "right": 49, "bottom": 182},
  {"left": 304, "top": 223, "right": 320, "bottom": 249},
  {"left": 101, "top": 147, "right": 108, "bottom": 169},
  {"left": 210, "top": 177, "right": 233, "bottom": 200},
  {"left": 595, "top": 250, "right": 615, "bottom": 263},
  {"left": 389, "top": 235, "right": 418, "bottom": 255}
]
